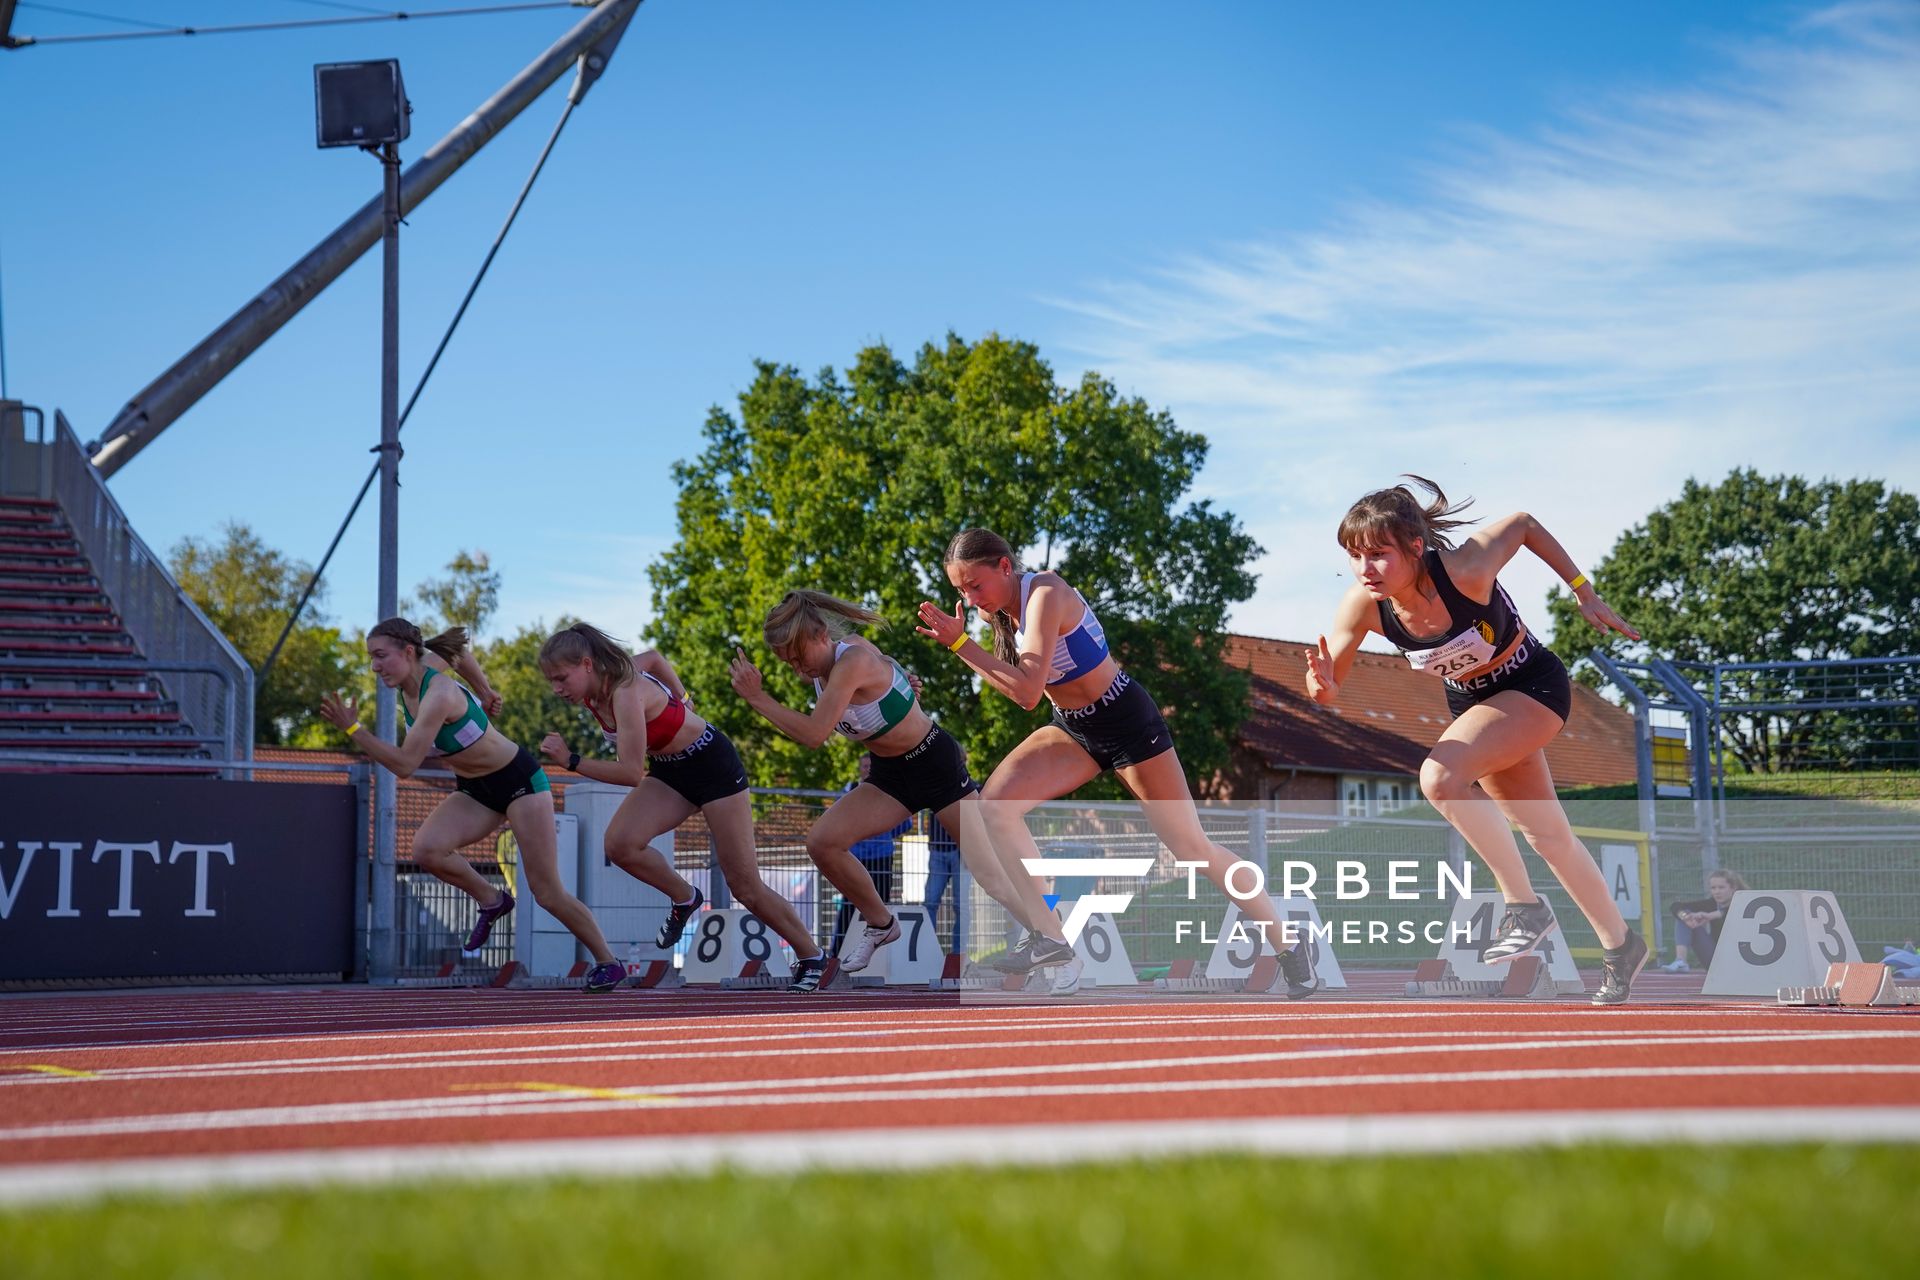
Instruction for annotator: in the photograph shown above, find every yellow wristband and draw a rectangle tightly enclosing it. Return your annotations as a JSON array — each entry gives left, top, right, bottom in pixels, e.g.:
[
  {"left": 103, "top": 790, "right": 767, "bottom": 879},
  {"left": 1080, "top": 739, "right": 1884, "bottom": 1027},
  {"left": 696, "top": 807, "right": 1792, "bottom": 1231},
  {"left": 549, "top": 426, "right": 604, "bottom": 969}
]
[
  {"left": 947, "top": 632, "right": 969, "bottom": 653},
  {"left": 1568, "top": 574, "right": 1589, "bottom": 592}
]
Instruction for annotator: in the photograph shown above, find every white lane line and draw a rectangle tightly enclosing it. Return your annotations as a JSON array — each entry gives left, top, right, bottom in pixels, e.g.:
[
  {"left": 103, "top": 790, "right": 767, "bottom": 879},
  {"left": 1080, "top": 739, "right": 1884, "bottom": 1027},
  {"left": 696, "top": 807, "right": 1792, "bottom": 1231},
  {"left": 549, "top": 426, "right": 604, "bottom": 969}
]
[
  {"left": 0, "top": 1103, "right": 1895, "bottom": 1203},
  {"left": 3, "top": 1029, "right": 1915, "bottom": 1139},
  {"left": 0, "top": 1028, "right": 1835, "bottom": 1090},
  {"left": 3, "top": 1024, "right": 1914, "bottom": 1089},
  {"left": 1, "top": 1106, "right": 1911, "bottom": 1206},
  {"left": 0, "top": 1003, "right": 1862, "bottom": 1058},
  {"left": 3, "top": 1064, "right": 1915, "bottom": 1144}
]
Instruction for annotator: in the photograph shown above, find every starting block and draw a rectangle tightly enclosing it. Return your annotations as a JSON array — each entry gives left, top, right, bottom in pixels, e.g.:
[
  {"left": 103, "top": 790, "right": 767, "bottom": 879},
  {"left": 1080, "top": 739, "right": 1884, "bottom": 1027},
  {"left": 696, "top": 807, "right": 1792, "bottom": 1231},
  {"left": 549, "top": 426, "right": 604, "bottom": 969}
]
[
  {"left": 720, "top": 958, "right": 792, "bottom": 990},
  {"left": 1404, "top": 955, "right": 1575, "bottom": 1000},
  {"left": 629, "top": 959, "right": 682, "bottom": 989},
  {"left": 1152, "top": 958, "right": 1247, "bottom": 993},
  {"left": 928, "top": 954, "right": 1004, "bottom": 992},
  {"left": 1779, "top": 962, "right": 1920, "bottom": 1008}
]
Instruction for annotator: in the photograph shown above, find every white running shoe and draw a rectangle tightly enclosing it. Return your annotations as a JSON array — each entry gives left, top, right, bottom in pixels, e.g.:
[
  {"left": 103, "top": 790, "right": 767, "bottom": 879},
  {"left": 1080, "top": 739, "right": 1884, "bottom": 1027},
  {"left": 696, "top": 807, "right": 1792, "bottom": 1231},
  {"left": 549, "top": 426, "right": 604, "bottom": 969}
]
[
  {"left": 1048, "top": 953, "right": 1084, "bottom": 997},
  {"left": 840, "top": 914, "right": 901, "bottom": 973}
]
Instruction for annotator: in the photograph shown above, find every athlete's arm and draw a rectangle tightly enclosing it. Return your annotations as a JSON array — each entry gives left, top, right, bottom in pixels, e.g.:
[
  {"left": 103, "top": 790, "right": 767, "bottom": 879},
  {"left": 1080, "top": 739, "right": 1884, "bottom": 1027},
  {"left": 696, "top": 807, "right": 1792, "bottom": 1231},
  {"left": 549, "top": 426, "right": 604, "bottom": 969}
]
[
  {"left": 728, "top": 645, "right": 867, "bottom": 751},
  {"left": 1456, "top": 513, "right": 1640, "bottom": 641},
  {"left": 1302, "top": 585, "right": 1375, "bottom": 707},
  {"left": 915, "top": 583, "right": 1060, "bottom": 711},
  {"left": 539, "top": 680, "right": 648, "bottom": 786},
  {"left": 633, "top": 648, "right": 689, "bottom": 702},
  {"left": 321, "top": 682, "right": 455, "bottom": 779},
  {"left": 422, "top": 649, "right": 502, "bottom": 716}
]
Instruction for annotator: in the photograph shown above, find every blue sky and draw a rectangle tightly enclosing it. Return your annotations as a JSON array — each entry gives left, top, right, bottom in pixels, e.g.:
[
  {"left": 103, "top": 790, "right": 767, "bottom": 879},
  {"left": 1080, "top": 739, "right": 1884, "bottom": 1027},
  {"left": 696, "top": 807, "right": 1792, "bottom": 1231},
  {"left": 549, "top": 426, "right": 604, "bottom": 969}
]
[{"left": 3, "top": 0, "right": 1915, "bottom": 651}]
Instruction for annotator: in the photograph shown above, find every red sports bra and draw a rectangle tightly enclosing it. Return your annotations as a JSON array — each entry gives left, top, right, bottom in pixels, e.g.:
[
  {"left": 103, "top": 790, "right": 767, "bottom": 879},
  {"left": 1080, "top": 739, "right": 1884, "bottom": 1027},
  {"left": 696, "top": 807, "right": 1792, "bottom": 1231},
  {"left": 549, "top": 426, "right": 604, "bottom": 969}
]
[{"left": 587, "top": 672, "right": 686, "bottom": 754}]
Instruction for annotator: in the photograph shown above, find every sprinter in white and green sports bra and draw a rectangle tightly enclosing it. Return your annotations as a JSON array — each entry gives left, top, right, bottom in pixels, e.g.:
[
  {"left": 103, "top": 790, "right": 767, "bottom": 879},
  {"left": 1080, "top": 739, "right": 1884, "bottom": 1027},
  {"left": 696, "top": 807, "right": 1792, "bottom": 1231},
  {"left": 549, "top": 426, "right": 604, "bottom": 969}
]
[{"left": 730, "top": 589, "right": 1084, "bottom": 993}]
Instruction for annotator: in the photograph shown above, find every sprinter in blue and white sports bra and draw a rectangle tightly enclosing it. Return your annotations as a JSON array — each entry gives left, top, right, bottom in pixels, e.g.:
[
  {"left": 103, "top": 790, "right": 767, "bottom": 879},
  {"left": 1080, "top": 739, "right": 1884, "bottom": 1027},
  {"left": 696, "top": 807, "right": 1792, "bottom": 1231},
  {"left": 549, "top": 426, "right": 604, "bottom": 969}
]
[{"left": 918, "top": 528, "right": 1321, "bottom": 999}]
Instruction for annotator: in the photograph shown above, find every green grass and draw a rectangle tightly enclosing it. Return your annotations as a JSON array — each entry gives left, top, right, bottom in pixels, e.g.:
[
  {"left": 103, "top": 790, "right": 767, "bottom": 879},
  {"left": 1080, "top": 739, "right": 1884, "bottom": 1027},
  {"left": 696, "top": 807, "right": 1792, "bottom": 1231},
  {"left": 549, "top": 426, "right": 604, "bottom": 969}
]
[{"left": 3, "top": 1144, "right": 1914, "bottom": 1279}]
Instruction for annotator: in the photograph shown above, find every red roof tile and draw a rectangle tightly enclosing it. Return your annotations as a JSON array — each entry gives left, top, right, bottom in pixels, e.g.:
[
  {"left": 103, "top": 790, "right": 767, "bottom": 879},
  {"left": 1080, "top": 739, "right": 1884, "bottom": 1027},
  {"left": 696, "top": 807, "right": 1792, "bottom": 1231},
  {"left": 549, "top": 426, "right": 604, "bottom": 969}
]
[{"left": 1222, "top": 633, "right": 1636, "bottom": 787}]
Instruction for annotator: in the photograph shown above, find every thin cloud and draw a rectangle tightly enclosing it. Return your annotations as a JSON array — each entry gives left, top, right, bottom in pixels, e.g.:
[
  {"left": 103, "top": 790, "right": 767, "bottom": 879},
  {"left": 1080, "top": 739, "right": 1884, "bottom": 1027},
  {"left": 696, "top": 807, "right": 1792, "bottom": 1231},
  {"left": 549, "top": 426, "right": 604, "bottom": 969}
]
[{"left": 1050, "top": 3, "right": 1920, "bottom": 647}]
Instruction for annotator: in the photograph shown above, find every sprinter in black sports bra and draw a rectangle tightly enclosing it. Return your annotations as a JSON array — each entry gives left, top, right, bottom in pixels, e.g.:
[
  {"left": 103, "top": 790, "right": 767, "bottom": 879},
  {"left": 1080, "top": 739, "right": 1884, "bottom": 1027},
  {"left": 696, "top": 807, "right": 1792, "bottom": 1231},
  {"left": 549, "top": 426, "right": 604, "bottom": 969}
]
[{"left": 1305, "top": 476, "right": 1651, "bottom": 1006}]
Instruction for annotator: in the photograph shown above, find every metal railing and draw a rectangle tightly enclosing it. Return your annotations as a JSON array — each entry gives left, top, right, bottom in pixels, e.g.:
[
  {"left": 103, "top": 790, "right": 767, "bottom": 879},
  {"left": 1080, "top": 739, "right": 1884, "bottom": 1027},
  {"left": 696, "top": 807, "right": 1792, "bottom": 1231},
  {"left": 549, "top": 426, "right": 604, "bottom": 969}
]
[{"left": 40, "top": 411, "right": 253, "bottom": 765}]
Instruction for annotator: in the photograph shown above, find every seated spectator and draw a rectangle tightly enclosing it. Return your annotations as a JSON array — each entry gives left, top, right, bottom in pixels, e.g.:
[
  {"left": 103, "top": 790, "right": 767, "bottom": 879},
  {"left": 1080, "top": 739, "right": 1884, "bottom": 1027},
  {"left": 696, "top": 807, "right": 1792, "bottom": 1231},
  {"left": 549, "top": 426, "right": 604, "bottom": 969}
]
[{"left": 1660, "top": 869, "right": 1747, "bottom": 972}]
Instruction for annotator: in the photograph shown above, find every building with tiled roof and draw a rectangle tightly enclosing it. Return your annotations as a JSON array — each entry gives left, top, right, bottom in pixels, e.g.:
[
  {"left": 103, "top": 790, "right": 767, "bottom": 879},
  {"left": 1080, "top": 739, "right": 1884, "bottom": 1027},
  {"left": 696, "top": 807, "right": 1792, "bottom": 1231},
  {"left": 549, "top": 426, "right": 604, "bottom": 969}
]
[{"left": 1206, "top": 633, "right": 1637, "bottom": 812}]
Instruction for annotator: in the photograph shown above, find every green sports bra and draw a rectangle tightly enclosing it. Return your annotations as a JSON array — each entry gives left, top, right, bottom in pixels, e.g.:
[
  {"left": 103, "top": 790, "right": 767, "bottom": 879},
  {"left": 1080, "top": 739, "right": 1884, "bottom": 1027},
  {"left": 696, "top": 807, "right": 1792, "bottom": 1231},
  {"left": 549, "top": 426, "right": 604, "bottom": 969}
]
[
  {"left": 403, "top": 667, "right": 490, "bottom": 757},
  {"left": 813, "top": 641, "right": 915, "bottom": 742}
]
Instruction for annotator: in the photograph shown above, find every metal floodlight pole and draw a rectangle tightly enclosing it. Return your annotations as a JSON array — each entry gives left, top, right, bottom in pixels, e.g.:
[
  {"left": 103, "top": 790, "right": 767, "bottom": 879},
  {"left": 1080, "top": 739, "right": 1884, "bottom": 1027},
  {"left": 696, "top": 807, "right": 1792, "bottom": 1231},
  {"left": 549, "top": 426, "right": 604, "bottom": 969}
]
[
  {"left": 371, "top": 141, "right": 403, "bottom": 985},
  {"left": 88, "top": 0, "right": 643, "bottom": 475}
]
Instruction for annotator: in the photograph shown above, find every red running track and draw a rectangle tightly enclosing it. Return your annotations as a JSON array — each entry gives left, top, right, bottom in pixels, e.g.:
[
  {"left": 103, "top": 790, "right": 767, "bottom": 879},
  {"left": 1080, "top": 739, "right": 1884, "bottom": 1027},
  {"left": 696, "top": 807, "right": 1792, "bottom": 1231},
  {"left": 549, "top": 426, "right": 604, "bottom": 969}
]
[{"left": 1, "top": 983, "right": 1916, "bottom": 1194}]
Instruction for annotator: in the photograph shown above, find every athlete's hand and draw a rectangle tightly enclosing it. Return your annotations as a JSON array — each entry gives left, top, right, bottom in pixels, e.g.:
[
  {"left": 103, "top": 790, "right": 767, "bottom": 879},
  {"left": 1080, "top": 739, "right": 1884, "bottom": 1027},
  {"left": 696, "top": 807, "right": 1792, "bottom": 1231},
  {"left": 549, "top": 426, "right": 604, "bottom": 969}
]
[
  {"left": 478, "top": 687, "right": 504, "bottom": 717},
  {"left": 1577, "top": 589, "right": 1641, "bottom": 641},
  {"left": 319, "top": 692, "right": 360, "bottom": 733},
  {"left": 906, "top": 670, "right": 925, "bottom": 697},
  {"left": 538, "top": 733, "right": 571, "bottom": 767},
  {"left": 1302, "top": 636, "right": 1340, "bottom": 705},
  {"left": 729, "top": 648, "right": 766, "bottom": 702},
  {"left": 915, "top": 599, "right": 966, "bottom": 650}
]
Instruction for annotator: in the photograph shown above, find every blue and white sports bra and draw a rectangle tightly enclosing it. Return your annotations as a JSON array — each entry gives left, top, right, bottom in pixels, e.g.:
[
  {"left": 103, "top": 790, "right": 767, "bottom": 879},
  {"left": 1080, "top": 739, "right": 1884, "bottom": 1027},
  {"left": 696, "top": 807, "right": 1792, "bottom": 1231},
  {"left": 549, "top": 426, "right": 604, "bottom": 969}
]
[{"left": 1013, "top": 573, "right": 1110, "bottom": 686}]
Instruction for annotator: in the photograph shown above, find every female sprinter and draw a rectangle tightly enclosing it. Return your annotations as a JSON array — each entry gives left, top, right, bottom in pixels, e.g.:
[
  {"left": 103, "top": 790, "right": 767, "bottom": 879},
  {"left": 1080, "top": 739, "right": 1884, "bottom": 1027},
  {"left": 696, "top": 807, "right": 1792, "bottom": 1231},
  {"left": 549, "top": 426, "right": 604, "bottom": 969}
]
[
  {"left": 1304, "top": 477, "right": 1648, "bottom": 1005},
  {"left": 917, "top": 530, "right": 1319, "bottom": 999},
  {"left": 537, "top": 623, "right": 830, "bottom": 994},
  {"left": 319, "top": 619, "right": 624, "bottom": 992},
  {"left": 729, "top": 590, "right": 1084, "bottom": 994}
]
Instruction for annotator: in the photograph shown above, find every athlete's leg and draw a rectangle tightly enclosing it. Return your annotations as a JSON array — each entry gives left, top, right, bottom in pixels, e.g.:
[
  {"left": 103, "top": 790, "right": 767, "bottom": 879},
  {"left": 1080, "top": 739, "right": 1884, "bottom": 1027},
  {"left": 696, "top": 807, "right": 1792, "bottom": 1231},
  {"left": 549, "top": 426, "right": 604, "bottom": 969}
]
[
  {"left": 411, "top": 791, "right": 507, "bottom": 905},
  {"left": 1419, "top": 698, "right": 1561, "bottom": 904},
  {"left": 706, "top": 789, "right": 821, "bottom": 959},
  {"left": 977, "top": 726, "right": 1102, "bottom": 937},
  {"left": 937, "top": 790, "right": 1053, "bottom": 937},
  {"left": 1115, "top": 747, "right": 1295, "bottom": 947},
  {"left": 505, "top": 788, "right": 615, "bottom": 964},
  {"left": 1478, "top": 741, "right": 1628, "bottom": 948},
  {"left": 804, "top": 784, "right": 909, "bottom": 926},
  {"left": 603, "top": 779, "right": 701, "bottom": 902}
]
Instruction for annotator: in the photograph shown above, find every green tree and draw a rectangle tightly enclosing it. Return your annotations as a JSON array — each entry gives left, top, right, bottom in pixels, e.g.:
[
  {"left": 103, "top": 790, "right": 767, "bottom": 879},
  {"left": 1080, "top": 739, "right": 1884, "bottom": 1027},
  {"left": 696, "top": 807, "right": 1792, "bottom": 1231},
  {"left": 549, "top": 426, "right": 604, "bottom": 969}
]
[
  {"left": 1547, "top": 469, "right": 1920, "bottom": 772},
  {"left": 474, "top": 618, "right": 605, "bottom": 759},
  {"left": 170, "top": 523, "right": 355, "bottom": 746},
  {"left": 407, "top": 549, "right": 500, "bottom": 638},
  {"left": 646, "top": 333, "right": 1260, "bottom": 791}
]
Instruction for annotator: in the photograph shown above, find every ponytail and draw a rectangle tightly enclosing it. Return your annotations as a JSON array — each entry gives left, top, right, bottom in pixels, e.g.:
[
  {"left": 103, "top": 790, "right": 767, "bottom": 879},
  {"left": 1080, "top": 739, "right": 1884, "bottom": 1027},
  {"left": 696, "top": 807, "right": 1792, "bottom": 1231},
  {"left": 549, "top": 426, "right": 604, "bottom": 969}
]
[
  {"left": 763, "top": 589, "right": 887, "bottom": 653},
  {"left": 943, "top": 527, "right": 1024, "bottom": 665},
  {"left": 538, "top": 622, "right": 635, "bottom": 705},
  {"left": 1336, "top": 474, "right": 1477, "bottom": 558}
]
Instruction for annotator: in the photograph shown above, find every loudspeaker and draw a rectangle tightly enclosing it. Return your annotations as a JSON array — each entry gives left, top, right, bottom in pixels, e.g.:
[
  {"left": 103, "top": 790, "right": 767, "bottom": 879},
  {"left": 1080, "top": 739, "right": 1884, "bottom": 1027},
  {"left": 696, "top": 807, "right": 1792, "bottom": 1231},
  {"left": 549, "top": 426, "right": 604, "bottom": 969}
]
[{"left": 314, "top": 59, "right": 410, "bottom": 149}]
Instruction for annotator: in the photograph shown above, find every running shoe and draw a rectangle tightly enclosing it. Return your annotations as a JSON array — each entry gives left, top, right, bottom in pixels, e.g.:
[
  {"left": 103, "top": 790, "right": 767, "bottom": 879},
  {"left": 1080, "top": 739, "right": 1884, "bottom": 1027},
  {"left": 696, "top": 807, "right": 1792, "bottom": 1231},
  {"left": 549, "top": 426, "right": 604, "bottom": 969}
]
[
  {"left": 655, "top": 886, "right": 705, "bottom": 949},
  {"left": 1482, "top": 900, "right": 1557, "bottom": 965},
  {"left": 989, "top": 930, "right": 1038, "bottom": 973},
  {"left": 463, "top": 889, "right": 515, "bottom": 952},
  {"left": 1028, "top": 934, "right": 1079, "bottom": 968},
  {"left": 1659, "top": 957, "right": 1691, "bottom": 973},
  {"left": 1277, "top": 944, "right": 1321, "bottom": 1000},
  {"left": 840, "top": 914, "right": 901, "bottom": 973},
  {"left": 1048, "top": 953, "right": 1084, "bottom": 997},
  {"left": 582, "top": 960, "right": 626, "bottom": 993},
  {"left": 788, "top": 953, "right": 829, "bottom": 994},
  {"left": 1591, "top": 928, "right": 1650, "bottom": 1006}
]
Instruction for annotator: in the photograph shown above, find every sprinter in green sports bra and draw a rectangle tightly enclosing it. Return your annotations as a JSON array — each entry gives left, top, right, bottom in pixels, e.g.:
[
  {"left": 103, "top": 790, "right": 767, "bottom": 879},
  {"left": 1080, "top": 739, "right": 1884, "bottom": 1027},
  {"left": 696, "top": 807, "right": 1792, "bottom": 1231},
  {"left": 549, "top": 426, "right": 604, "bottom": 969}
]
[
  {"left": 729, "top": 590, "right": 1082, "bottom": 992},
  {"left": 320, "top": 617, "right": 624, "bottom": 992}
]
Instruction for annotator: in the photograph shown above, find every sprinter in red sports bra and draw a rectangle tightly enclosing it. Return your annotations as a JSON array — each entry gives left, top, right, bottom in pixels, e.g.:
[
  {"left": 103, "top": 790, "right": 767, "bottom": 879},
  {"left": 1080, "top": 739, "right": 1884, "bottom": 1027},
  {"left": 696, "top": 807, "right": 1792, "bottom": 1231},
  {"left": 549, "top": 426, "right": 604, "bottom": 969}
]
[{"left": 537, "top": 622, "right": 828, "bottom": 993}]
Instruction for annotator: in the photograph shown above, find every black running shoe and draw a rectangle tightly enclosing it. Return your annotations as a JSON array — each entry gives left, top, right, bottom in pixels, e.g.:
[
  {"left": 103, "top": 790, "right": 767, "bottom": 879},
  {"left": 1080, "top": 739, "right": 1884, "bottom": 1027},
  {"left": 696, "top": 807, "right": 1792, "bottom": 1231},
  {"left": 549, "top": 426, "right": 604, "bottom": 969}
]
[
  {"left": 788, "top": 954, "right": 828, "bottom": 994},
  {"left": 989, "top": 930, "right": 1038, "bottom": 973},
  {"left": 1277, "top": 945, "right": 1321, "bottom": 1000},
  {"left": 1028, "top": 935, "right": 1078, "bottom": 968},
  {"left": 1592, "top": 928, "right": 1650, "bottom": 1006},
  {"left": 655, "top": 886, "right": 705, "bottom": 949},
  {"left": 582, "top": 960, "right": 626, "bottom": 993},
  {"left": 1482, "top": 900, "right": 1557, "bottom": 965}
]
